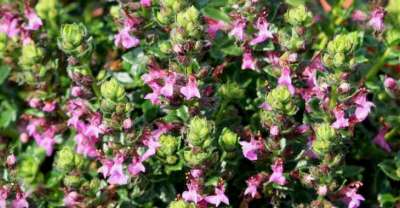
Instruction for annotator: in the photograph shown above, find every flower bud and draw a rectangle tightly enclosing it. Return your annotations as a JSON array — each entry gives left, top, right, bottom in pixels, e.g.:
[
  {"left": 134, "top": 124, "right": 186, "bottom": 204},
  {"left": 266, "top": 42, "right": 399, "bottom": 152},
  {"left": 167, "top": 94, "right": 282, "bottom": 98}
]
[
  {"left": 187, "top": 117, "right": 212, "bottom": 147},
  {"left": 284, "top": 5, "right": 313, "bottom": 26},
  {"left": 218, "top": 128, "right": 238, "bottom": 152},
  {"left": 266, "top": 86, "right": 298, "bottom": 115},
  {"left": 333, "top": 52, "right": 345, "bottom": 67},
  {"left": 168, "top": 200, "right": 195, "bottom": 208},
  {"left": 58, "top": 23, "right": 92, "bottom": 57},
  {"left": 313, "top": 123, "right": 336, "bottom": 155},
  {"left": 18, "top": 157, "right": 40, "bottom": 184},
  {"left": 55, "top": 146, "right": 75, "bottom": 172},
  {"left": 36, "top": 0, "right": 58, "bottom": 20},
  {"left": 183, "top": 150, "right": 209, "bottom": 167},
  {"left": 63, "top": 175, "right": 82, "bottom": 188},
  {"left": 327, "top": 32, "right": 361, "bottom": 54},
  {"left": 100, "top": 78, "right": 126, "bottom": 102},
  {"left": 19, "top": 43, "right": 44, "bottom": 70},
  {"left": 0, "top": 33, "right": 6, "bottom": 56},
  {"left": 176, "top": 6, "right": 200, "bottom": 37},
  {"left": 158, "top": 135, "right": 179, "bottom": 157},
  {"left": 218, "top": 82, "right": 245, "bottom": 102}
]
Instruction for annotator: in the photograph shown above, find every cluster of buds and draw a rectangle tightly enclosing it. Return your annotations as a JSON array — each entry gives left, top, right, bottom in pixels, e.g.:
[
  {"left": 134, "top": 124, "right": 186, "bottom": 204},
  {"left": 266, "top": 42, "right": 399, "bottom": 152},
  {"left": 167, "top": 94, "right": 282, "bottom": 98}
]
[{"left": 58, "top": 23, "right": 92, "bottom": 57}]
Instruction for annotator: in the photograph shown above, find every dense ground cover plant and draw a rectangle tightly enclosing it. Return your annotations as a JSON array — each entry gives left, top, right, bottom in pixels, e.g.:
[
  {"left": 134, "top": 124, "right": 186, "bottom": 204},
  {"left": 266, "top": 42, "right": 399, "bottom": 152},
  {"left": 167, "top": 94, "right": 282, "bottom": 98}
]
[{"left": 0, "top": 0, "right": 400, "bottom": 207}]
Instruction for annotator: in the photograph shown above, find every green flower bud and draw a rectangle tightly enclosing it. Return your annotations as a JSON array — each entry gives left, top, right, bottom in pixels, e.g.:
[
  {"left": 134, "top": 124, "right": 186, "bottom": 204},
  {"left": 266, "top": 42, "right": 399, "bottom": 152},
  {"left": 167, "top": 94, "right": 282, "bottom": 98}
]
[
  {"left": 156, "top": 9, "right": 172, "bottom": 25},
  {"left": 218, "top": 128, "right": 238, "bottom": 152},
  {"left": 187, "top": 117, "right": 212, "bottom": 147},
  {"left": 159, "top": 41, "right": 171, "bottom": 54},
  {"left": 96, "top": 70, "right": 107, "bottom": 81},
  {"left": 63, "top": 175, "right": 82, "bottom": 188},
  {"left": 18, "top": 157, "right": 40, "bottom": 184},
  {"left": 169, "top": 200, "right": 195, "bottom": 208},
  {"left": 55, "top": 146, "right": 75, "bottom": 172},
  {"left": 89, "top": 178, "right": 101, "bottom": 191},
  {"left": 176, "top": 6, "right": 201, "bottom": 37},
  {"left": 218, "top": 81, "right": 245, "bottom": 102},
  {"left": 100, "top": 99, "right": 117, "bottom": 113},
  {"left": 327, "top": 32, "right": 361, "bottom": 54},
  {"left": 165, "top": 155, "right": 179, "bottom": 165},
  {"left": 183, "top": 150, "right": 209, "bottom": 167},
  {"left": 322, "top": 54, "right": 334, "bottom": 68},
  {"left": 284, "top": 5, "right": 313, "bottom": 26},
  {"left": 333, "top": 52, "right": 345, "bottom": 67},
  {"left": 58, "top": 23, "right": 92, "bottom": 56},
  {"left": 313, "top": 123, "right": 336, "bottom": 155},
  {"left": 19, "top": 43, "right": 44, "bottom": 70},
  {"left": 36, "top": 0, "right": 58, "bottom": 20},
  {"left": 109, "top": 6, "right": 121, "bottom": 19},
  {"left": 278, "top": 29, "right": 305, "bottom": 51},
  {"left": 100, "top": 78, "right": 126, "bottom": 102},
  {"left": 74, "top": 154, "right": 85, "bottom": 169},
  {"left": 158, "top": 135, "right": 180, "bottom": 157},
  {"left": 266, "top": 86, "right": 298, "bottom": 115}
]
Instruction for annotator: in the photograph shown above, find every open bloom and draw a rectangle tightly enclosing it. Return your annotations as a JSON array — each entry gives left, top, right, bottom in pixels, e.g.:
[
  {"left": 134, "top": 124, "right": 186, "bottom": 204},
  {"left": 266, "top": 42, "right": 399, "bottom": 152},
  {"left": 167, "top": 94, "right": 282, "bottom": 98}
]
[
  {"left": 332, "top": 106, "right": 349, "bottom": 129},
  {"left": 239, "top": 138, "right": 264, "bottom": 161},
  {"left": 182, "top": 179, "right": 203, "bottom": 204},
  {"left": 64, "top": 192, "right": 80, "bottom": 207},
  {"left": 205, "top": 185, "right": 229, "bottom": 207},
  {"left": 128, "top": 157, "right": 145, "bottom": 176},
  {"left": 114, "top": 28, "right": 140, "bottom": 49},
  {"left": 343, "top": 188, "right": 365, "bottom": 208},
  {"left": 229, "top": 18, "right": 246, "bottom": 41},
  {"left": 278, "top": 67, "right": 295, "bottom": 95},
  {"left": 241, "top": 51, "right": 257, "bottom": 70},
  {"left": 352, "top": 10, "right": 367, "bottom": 21},
  {"left": 373, "top": 126, "right": 391, "bottom": 152},
  {"left": 268, "top": 159, "right": 286, "bottom": 185},
  {"left": 24, "top": 6, "right": 43, "bottom": 31},
  {"left": 0, "top": 12, "right": 20, "bottom": 38},
  {"left": 107, "top": 155, "right": 128, "bottom": 185},
  {"left": 140, "top": 0, "right": 151, "bottom": 7},
  {"left": 353, "top": 90, "right": 374, "bottom": 122},
  {"left": 180, "top": 75, "right": 201, "bottom": 100},
  {"left": 250, "top": 17, "right": 273, "bottom": 45},
  {"left": 11, "top": 192, "right": 29, "bottom": 208},
  {"left": 205, "top": 17, "right": 226, "bottom": 39},
  {"left": 244, "top": 174, "right": 265, "bottom": 198},
  {"left": 368, "top": 7, "right": 385, "bottom": 32}
]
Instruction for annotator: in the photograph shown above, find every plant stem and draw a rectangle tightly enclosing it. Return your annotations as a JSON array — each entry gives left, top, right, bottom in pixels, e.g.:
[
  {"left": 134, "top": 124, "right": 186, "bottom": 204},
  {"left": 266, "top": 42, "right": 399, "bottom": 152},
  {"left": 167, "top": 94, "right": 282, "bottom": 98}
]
[{"left": 366, "top": 48, "right": 391, "bottom": 81}]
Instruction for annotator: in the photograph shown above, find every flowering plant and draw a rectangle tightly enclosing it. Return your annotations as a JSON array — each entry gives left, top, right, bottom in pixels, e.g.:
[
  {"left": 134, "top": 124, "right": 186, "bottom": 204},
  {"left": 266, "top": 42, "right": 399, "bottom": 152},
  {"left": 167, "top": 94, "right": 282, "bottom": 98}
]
[{"left": 0, "top": 0, "right": 400, "bottom": 207}]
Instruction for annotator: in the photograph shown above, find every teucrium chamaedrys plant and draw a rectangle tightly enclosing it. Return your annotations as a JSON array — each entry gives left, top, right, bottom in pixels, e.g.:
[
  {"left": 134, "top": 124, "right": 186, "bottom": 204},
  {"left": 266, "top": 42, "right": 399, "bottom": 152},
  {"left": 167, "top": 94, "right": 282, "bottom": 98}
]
[{"left": 0, "top": 0, "right": 400, "bottom": 207}]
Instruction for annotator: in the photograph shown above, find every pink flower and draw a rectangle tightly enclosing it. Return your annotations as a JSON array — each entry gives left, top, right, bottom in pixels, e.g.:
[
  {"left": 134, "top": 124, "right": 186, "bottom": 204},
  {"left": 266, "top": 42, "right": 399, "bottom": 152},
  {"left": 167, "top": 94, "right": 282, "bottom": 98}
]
[
  {"left": 107, "top": 155, "right": 128, "bottom": 185},
  {"left": 141, "top": 68, "right": 166, "bottom": 84},
  {"left": 6, "top": 154, "right": 16, "bottom": 166},
  {"left": 268, "top": 159, "right": 286, "bottom": 185},
  {"left": 42, "top": 100, "right": 57, "bottom": 112},
  {"left": 98, "top": 158, "right": 113, "bottom": 177},
  {"left": 331, "top": 106, "right": 349, "bottom": 129},
  {"left": 296, "top": 124, "right": 310, "bottom": 134},
  {"left": 64, "top": 191, "right": 80, "bottom": 207},
  {"left": 141, "top": 138, "right": 160, "bottom": 161},
  {"left": 317, "top": 185, "right": 328, "bottom": 196},
  {"left": 205, "top": 185, "right": 229, "bottom": 207},
  {"left": 249, "top": 17, "right": 273, "bottom": 45},
  {"left": 373, "top": 126, "right": 391, "bottom": 152},
  {"left": 140, "top": 0, "right": 152, "bottom": 7},
  {"left": 265, "top": 51, "right": 280, "bottom": 66},
  {"left": 71, "top": 86, "right": 84, "bottom": 97},
  {"left": 128, "top": 157, "right": 145, "bottom": 176},
  {"left": 342, "top": 187, "right": 365, "bottom": 208},
  {"left": 384, "top": 76, "right": 397, "bottom": 91},
  {"left": 368, "top": 7, "right": 385, "bottom": 32},
  {"left": 278, "top": 67, "right": 295, "bottom": 95},
  {"left": 28, "top": 98, "right": 41, "bottom": 108},
  {"left": 0, "top": 12, "right": 20, "bottom": 38},
  {"left": 0, "top": 186, "right": 9, "bottom": 208},
  {"left": 229, "top": 18, "right": 246, "bottom": 41},
  {"left": 144, "top": 82, "right": 162, "bottom": 105},
  {"left": 24, "top": 6, "right": 43, "bottom": 31},
  {"left": 353, "top": 90, "right": 374, "bottom": 122},
  {"left": 270, "top": 125, "right": 279, "bottom": 136},
  {"left": 239, "top": 138, "right": 264, "bottom": 161},
  {"left": 259, "top": 102, "right": 272, "bottom": 111},
  {"left": 114, "top": 28, "right": 140, "bottom": 49},
  {"left": 11, "top": 193, "right": 28, "bottom": 208},
  {"left": 352, "top": 10, "right": 367, "bottom": 21},
  {"left": 244, "top": 174, "right": 265, "bottom": 198},
  {"left": 180, "top": 75, "right": 201, "bottom": 100},
  {"left": 123, "top": 118, "right": 133, "bottom": 130},
  {"left": 204, "top": 17, "right": 226, "bottom": 39},
  {"left": 75, "top": 134, "right": 98, "bottom": 157},
  {"left": 38, "top": 136, "right": 56, "bottom": 156},
  {"left": 182, "top": 179, "right": 203, "bottom": 204},
  {"left": 241, "top": 51, "right": 257, "bottom": 70},
  {"left": 160, "top": 72, "right": 176, "bottom": 97}
]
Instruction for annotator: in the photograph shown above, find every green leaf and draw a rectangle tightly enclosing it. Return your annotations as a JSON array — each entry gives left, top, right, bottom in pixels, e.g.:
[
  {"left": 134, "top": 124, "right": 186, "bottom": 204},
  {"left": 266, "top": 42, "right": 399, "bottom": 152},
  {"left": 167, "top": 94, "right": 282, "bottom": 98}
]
[
  {"left": 122, "top": 48, "right": 148, "bottom": 76},
  {"left": 221, "top": 44, "right": 242, "bottom": 56},
  {"left": 202, "top": 7, "right": 231, "bottom": 23},
  {"left": 378, "top": 160, "right": 400, "bottom": 181},
  {"left": 176, "top": 105, "right": 189, "bottom": 122},
  {"left": 0, "top": 65, "right": 10, "bottom": 85}
]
